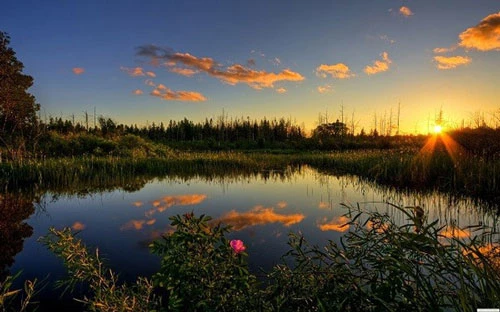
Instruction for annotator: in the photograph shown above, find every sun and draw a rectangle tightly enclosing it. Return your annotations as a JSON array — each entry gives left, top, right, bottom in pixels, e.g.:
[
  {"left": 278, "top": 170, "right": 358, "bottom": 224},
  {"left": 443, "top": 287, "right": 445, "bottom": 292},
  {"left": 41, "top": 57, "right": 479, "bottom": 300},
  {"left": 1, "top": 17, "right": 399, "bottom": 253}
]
[{"left": 433, "top": 125, "right": 442, "bottom": 134}]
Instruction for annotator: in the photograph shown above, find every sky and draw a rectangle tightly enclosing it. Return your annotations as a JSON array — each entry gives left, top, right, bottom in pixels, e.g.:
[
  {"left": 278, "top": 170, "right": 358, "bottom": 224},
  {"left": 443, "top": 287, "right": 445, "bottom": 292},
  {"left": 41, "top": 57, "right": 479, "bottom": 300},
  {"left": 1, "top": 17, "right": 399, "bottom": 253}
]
[{"left": 1, "top": 0, "right": 499, "bottom": 134}]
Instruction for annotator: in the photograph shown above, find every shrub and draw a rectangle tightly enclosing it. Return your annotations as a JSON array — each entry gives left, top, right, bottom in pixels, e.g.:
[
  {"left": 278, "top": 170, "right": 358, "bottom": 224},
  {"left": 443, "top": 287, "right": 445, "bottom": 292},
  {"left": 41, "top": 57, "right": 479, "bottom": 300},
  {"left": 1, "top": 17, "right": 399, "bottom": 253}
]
[{"left": 150, "top": 213, "right": 259, "bottom": 311}]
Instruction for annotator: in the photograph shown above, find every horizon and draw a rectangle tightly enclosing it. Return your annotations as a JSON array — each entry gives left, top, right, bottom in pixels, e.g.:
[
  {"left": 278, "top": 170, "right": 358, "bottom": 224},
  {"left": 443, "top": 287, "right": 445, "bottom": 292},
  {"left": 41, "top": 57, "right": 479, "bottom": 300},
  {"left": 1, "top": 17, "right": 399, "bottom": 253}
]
[{"left": 1, "top": 0, "right": 499, "bottom": 135}]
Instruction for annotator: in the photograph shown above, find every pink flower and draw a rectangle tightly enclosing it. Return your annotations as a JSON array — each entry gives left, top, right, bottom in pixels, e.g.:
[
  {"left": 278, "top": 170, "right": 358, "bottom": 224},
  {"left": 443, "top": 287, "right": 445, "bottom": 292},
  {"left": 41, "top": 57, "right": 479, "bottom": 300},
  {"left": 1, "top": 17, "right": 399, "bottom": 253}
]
[{"left": 230, "top": 239, "right": 246, "bottom": 254}]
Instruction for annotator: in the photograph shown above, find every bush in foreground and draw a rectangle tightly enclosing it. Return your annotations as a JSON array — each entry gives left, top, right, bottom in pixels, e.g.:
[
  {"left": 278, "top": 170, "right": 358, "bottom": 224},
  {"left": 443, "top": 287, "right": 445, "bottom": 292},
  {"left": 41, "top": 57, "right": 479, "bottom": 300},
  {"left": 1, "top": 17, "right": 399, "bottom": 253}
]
[{"left": 39, "top": 204, "right": 500, "bottom": 311}]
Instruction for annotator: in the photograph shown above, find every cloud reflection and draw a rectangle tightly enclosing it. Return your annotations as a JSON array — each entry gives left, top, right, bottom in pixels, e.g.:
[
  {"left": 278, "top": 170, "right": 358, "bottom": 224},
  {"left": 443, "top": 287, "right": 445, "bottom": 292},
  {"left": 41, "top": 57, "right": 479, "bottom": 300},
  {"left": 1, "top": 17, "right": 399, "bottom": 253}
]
[
  {"left": 121, "top": 219, "right": 157, "bottom": 231},
  {"left": 318, "top": 216, "right": 350, "bottom": 232},
  {"left": 439, "top": 226, "right": 471, "bottom": 239},
  {"left": 217, "top": 205, "right": 305, "bottom": 231},
  {"left": 71, "top": 221, "right": 86, "bottom": 231},
  {"left": 123, "top": 194, "right": 207, "bottom": 231}
]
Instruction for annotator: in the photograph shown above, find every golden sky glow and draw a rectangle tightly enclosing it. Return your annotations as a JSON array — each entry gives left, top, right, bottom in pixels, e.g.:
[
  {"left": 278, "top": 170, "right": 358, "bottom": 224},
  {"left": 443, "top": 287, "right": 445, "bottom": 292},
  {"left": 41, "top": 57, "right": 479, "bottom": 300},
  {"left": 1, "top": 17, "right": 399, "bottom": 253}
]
[{"left": 3, "top": 1, "right": 499, "bottom": 134}]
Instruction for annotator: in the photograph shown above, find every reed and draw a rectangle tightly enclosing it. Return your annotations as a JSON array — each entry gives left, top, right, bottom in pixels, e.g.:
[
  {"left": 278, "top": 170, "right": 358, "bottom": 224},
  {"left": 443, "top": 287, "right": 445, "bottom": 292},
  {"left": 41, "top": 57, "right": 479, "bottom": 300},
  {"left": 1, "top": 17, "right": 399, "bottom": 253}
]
[{"left": 1, "top": 148, "right": 499, "bottom": 206}]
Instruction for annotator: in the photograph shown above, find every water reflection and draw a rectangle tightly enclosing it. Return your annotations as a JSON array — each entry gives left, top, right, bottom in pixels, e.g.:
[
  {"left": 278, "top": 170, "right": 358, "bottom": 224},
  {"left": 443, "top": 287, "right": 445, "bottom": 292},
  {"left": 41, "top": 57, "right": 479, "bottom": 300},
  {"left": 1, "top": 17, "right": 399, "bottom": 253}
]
[
  {"left": 122, "top": 194, "right": 208, "bottom": 231},
  {"left": 71, "top": 221, "right": 86, "bottom": 231},
  {"left": 7, "top": 164, "right": 500, "bottom": 308},
  {"left": 216, "top": 205, "right": 305, "bottom": 231},
  {"left": 276, "top": 201, "right": 287, "bottom": 209},
  {"left": 0, "top": 194, "right": 34, "bottom": 280},
  {"left": 439, "top": 225, "right": 471, "bottom": 239},
  {"left": 121, "top": 219, "right": 157, "bottom": 231},
  {"left": 317, "top": 216, "right": 350, "bottom": 232}
]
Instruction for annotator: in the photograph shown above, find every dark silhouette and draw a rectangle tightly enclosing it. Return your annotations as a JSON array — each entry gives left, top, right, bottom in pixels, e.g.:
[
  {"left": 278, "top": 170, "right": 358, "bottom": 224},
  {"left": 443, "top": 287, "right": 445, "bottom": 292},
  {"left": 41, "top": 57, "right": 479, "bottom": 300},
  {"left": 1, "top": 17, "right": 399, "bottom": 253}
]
[
  {"left": 0, "top": 193, "right": 34, "bottom": 281},
  {"left": 0, "top": 31, "right": 40, "bottom": 160}
]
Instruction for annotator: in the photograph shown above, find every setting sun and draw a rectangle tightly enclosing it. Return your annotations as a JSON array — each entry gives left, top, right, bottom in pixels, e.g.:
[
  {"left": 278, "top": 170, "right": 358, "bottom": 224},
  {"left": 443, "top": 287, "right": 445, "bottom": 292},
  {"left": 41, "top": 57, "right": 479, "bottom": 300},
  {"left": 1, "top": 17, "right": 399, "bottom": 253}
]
[{"left": 433, "top": 125, "right": 443, "bottom": 134}]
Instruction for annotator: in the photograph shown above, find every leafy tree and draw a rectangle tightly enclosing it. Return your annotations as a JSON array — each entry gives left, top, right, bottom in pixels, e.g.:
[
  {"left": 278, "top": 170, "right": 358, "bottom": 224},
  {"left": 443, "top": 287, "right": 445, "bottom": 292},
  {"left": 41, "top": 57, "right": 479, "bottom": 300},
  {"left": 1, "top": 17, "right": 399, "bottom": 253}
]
[{"left": 0, "top": 31, "right": 39, "bottom": 159}]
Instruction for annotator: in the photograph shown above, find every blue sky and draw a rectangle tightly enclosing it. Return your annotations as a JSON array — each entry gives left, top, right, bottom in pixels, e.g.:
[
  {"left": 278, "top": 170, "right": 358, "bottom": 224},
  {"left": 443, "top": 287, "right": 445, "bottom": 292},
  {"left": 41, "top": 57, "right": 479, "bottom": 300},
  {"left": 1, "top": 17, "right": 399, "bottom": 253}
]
[{"left": 2, "top": 0, "right": 499, "bottom": 134}]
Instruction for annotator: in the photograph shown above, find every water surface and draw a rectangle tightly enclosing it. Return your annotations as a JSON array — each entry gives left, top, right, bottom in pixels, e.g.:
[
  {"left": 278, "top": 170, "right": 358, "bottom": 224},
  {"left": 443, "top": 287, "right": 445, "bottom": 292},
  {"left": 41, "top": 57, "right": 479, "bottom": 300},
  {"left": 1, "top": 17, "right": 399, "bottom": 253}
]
[{"left": 4, "top": 166, "right": 498, "bottom": 306}]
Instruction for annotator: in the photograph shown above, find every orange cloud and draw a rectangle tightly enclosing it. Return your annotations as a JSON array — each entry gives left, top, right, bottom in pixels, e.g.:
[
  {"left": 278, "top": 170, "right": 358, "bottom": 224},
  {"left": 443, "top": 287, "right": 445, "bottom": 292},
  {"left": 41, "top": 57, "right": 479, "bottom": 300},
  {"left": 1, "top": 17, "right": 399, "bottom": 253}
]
[
  {"left": 132, "top": 201, "right": 144, "bottom": 207},
  {"left": 215, "top": 65, "right": 304, "bottom": 89},
  {"left": 168, "top": 67, "right": 199, "bottom": 77},
  {"left": 133, "top": 89, "right": 143, "bottom": 95},
  {"left": 151, "top": 87, "right": 207, "bottom": 102},
  {"left": 146, "top": 71, "right": 156, "bottom": 78},
  {"left": 170, "top": 52, "right": 215, "bottom": 71},
  {"left": 137, "top": 45, "right": 304, "bottom": 90},
  {"left": 433, "top": 46, "right": 456, "bottom": 54},
  {"left": 276, "top": 87, "right": 287, "bottom": 94},
  {"left": 121, "top": 66, "right": 146, "bottom": 77},
  {"left": 157, "top": 83, "right": 168, "bottom": 90},
  {"left": 71, "top": 221, "right": 86, "bottom": 231},
  {"left": 458, "top": 11, "right": 500, "bottom": 51},
  {"left": 318, "top": 216, "right": 349, "bottom": 232},
  {"left": 434, "top": 55, "right": 471, "bottom": 69},
  {"left": 364, "top": 52, "right": 392, "bottom": 75},
  {"left": 145, "top": 79, "right": 156, "bottom": 87},
  {"left": 316, "top": 63, "right": 354, "bottom": 79},
  {"left": 317, "top": 85, "right": 333, "bottom": 94},
  {"left": 72, "top": 67, "right": 85, "bottom": 75},
  {"left": 399, "top": 6, "right": 413, "bottom": 17},
  {"left": 217, "top": 206, "right": 305, "bottom": 231}
]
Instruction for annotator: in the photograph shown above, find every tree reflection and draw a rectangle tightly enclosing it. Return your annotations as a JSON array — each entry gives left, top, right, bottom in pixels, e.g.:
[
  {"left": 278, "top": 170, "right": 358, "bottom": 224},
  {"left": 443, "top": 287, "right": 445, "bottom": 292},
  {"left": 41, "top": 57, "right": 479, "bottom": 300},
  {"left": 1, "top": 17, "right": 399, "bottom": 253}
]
[{"left": 0, "top": 193, "right": 34, "bottom": 281}]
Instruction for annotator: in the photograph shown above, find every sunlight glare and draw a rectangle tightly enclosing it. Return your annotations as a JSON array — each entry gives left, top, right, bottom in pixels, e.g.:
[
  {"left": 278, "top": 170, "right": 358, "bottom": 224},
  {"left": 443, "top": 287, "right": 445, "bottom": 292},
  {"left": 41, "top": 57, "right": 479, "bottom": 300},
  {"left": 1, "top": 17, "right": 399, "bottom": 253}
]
[{"left": 433, "top": 125, "right": 442, "bottom": 134}]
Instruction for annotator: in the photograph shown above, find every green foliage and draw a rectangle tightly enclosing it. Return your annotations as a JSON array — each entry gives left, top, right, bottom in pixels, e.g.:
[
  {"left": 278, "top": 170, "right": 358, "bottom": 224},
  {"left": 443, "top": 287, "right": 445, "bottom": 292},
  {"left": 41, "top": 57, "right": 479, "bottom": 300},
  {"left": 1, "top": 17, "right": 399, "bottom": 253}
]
[
  {"left": 1, "top": 149, "right": 499, "bottom": 205},
  {"left": 0, "top": 272, "right": 37, "bottom": 312},
  {"left": 40, "top": 227, "right": 157, "bottom": 312},
  {"left": 150, "top": 213, "right": 259, "bottom": 311},
  {"left": 265, "top": 204, "right": 500, "bottom": 311},
  {"left": 0, "top": 31, "right": 40, "bottom": 158}
]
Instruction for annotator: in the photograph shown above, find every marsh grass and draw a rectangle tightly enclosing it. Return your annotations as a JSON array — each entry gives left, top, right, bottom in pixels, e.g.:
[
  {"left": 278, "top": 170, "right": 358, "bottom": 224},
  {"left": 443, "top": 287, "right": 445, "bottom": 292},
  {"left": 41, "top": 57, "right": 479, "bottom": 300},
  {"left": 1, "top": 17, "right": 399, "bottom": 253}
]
[
  {"left": 1, "top": 148, "right": 499, "bottom": 205},
  {"left": 0, "top": 272, "right": 37, "bottom": 312},
  {"left": 39, "top": 228, "right": 156, "bottom": 312}
]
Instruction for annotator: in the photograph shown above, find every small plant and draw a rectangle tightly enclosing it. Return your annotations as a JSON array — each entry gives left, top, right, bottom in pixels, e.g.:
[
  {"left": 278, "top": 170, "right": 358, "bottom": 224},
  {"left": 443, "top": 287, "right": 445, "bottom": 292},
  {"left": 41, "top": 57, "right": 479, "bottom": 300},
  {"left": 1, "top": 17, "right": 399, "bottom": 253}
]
[
  {"left": 150, "top": 213, "right": 259, "bottom": 311},
  {"left": 0, "top": 272, "right": 37, "bottom": 312},
  {"left": 40, "top": 228, "right": 157, "bottom": 312}
]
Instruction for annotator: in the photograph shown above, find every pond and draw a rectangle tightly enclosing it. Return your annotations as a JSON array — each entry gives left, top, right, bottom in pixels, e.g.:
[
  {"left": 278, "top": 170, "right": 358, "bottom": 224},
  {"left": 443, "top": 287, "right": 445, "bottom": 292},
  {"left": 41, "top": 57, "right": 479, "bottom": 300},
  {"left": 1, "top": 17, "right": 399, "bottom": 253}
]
[{"left": 3, "top": 166, "right": 499, "bottom": 309}]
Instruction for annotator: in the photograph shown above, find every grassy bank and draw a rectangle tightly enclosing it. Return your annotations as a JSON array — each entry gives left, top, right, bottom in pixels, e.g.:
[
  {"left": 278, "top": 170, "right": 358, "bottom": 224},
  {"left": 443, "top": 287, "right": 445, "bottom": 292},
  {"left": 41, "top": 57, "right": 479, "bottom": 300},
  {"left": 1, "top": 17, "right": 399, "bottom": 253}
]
[{"left": 1, "top": 147, "right": 499, "bottom": 206}]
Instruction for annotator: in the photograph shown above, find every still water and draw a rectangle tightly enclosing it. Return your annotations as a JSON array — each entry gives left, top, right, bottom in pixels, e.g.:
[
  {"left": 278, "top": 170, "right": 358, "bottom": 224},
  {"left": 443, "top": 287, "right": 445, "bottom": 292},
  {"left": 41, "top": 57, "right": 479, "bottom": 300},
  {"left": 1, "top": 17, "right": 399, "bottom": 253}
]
[{"left": 4, "top": 166, "right": 498, "bottom": 306}]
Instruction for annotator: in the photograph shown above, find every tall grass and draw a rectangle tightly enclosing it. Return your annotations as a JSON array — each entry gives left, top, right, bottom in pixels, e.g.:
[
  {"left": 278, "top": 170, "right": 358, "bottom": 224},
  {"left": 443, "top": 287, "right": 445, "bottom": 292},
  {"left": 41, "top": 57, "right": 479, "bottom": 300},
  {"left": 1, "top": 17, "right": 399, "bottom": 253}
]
[{"left": 1, "top": 148, "right": 499, "bottom": 206}]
